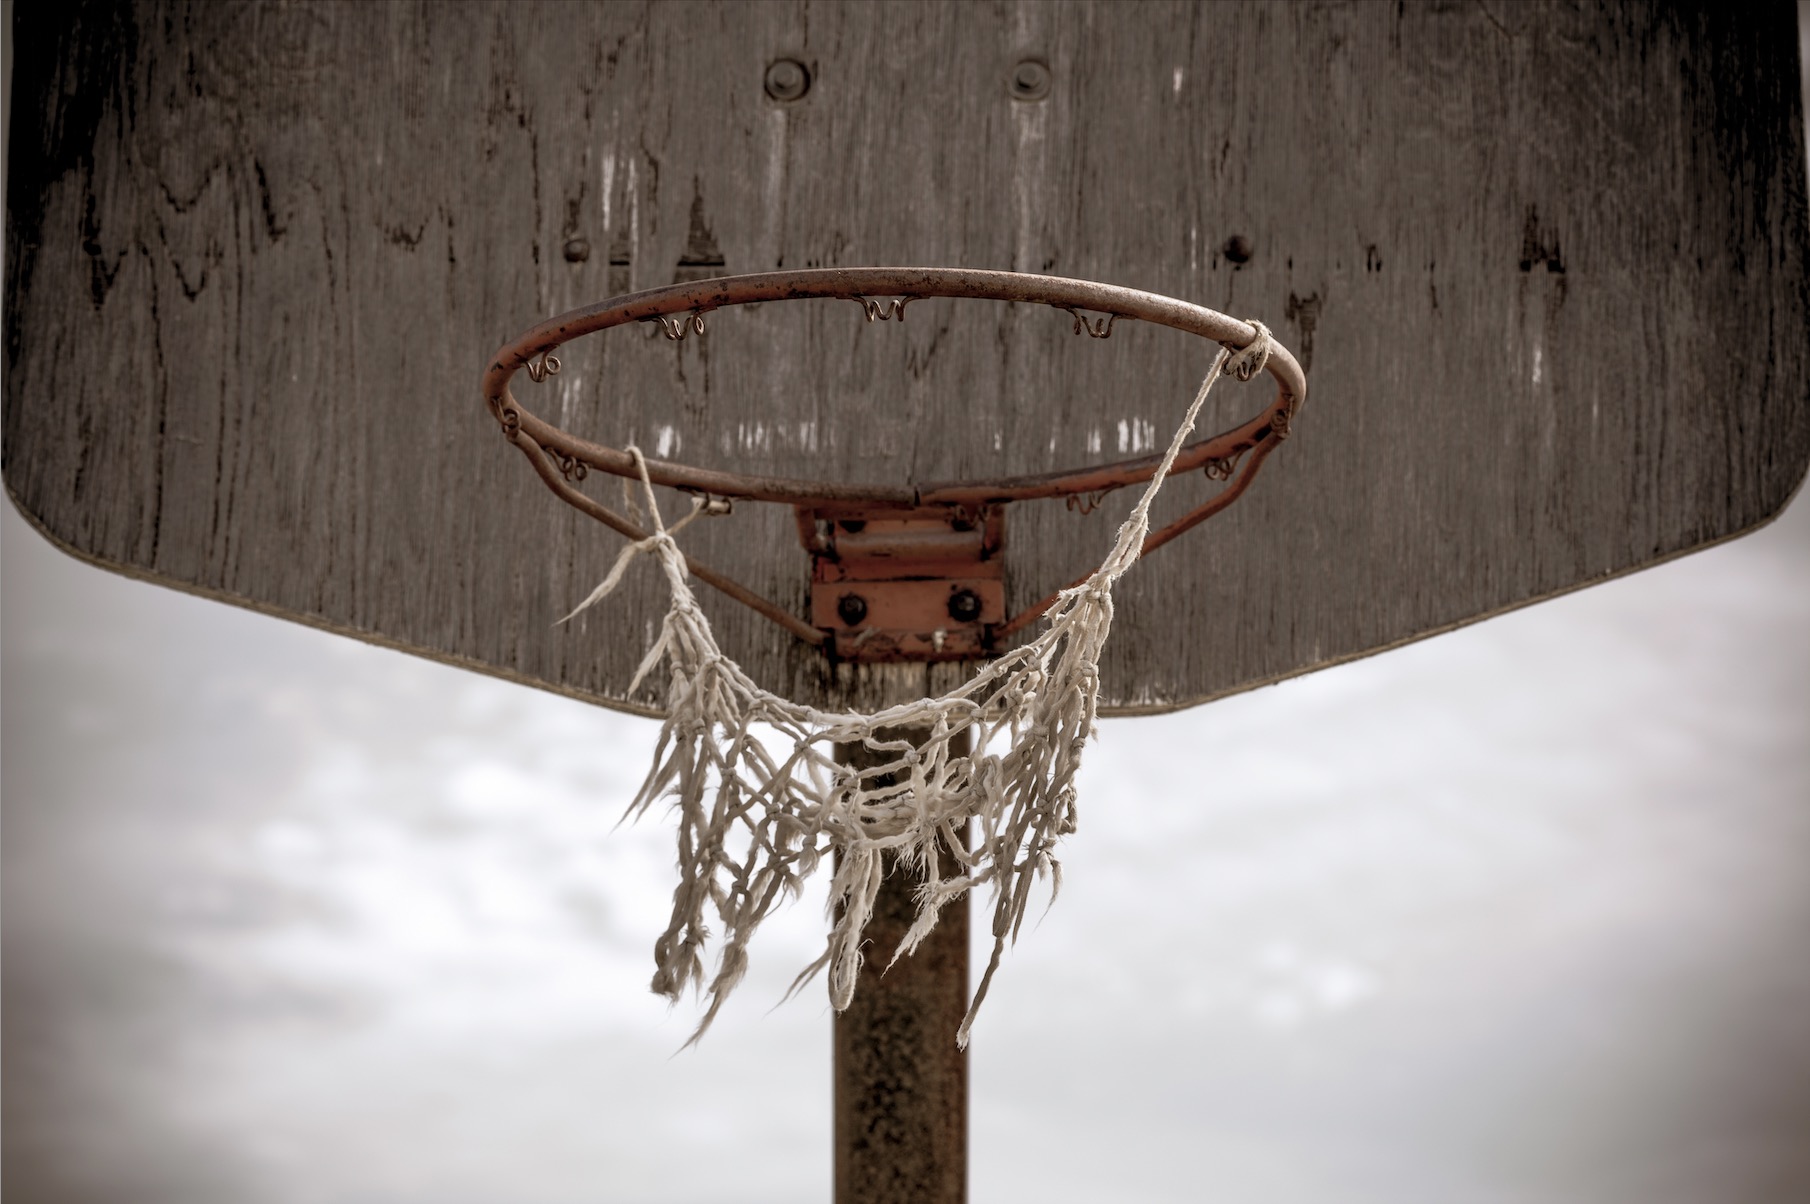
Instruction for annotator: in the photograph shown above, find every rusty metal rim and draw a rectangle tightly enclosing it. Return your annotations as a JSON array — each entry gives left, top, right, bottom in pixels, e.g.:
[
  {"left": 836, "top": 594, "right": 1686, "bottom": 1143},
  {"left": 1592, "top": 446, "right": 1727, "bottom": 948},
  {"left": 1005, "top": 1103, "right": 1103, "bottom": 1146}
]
[
  {"left": 482, "top": 267, "right": 1306, "bottom": 652},
  {"left": 482, "top": 267, "right": 1306, "bottom": 506}
]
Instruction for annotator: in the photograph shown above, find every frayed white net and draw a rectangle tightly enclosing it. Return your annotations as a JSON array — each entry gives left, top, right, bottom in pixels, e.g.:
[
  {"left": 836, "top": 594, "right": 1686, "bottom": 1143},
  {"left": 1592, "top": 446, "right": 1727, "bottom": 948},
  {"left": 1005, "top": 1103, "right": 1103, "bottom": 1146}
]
[{"left": 568, "top": 324, "right": 1272, "bottom": 1047}]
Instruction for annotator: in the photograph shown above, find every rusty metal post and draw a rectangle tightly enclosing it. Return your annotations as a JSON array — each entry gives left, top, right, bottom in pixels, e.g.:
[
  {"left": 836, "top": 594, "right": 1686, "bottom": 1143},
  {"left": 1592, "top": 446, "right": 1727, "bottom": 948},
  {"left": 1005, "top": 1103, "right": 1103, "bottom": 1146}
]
[{"left": 833, "top": 725, "right": 970, "bottom": 1204}]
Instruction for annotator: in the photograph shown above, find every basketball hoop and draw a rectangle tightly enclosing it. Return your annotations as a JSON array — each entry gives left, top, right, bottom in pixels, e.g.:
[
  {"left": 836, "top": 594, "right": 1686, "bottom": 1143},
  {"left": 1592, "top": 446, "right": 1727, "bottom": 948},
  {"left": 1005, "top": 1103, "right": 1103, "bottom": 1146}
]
[
  {"left": 482, "top": 269, "right": 1306, "bottom": 1044},
  {"left": 484, "top": 268, "right": 1307, "bottom": 661}
]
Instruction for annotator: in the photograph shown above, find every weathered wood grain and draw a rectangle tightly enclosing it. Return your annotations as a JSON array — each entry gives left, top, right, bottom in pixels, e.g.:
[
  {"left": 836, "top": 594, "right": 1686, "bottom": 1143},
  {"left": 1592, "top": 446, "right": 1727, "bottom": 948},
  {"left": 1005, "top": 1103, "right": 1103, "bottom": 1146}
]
[{"left": 6, "top": 1, "right": 1806, "bottom": 716}]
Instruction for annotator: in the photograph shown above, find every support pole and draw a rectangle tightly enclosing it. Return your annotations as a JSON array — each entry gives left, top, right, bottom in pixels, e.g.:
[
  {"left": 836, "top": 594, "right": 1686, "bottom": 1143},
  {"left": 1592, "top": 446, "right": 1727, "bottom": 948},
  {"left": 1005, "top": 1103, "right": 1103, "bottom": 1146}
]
[{"left": 833, "top": 726, "right": 970, "bottom": 1204}]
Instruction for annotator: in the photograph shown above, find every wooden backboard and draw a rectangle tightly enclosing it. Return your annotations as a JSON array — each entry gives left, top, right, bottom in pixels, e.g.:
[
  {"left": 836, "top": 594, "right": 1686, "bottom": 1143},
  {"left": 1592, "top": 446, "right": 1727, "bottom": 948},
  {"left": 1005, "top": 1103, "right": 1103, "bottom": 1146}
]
[{"left": 6, "top": 1, "right": 1807, "bottom": 716}]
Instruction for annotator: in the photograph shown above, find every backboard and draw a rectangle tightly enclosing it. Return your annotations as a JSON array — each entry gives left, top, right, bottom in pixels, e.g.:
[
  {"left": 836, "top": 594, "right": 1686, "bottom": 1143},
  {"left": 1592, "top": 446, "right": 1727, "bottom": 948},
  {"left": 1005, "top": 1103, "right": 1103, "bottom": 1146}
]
[{"left": 7, "top": 2, "right": 1807, "bottom": 717}]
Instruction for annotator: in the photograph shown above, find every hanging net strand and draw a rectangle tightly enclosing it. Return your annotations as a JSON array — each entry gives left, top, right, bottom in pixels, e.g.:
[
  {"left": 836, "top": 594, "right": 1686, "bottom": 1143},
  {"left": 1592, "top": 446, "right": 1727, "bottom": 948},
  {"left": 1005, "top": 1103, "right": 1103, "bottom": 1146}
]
[{"left": 566, "top": 323, "right": 1271, "bottom": 1048}]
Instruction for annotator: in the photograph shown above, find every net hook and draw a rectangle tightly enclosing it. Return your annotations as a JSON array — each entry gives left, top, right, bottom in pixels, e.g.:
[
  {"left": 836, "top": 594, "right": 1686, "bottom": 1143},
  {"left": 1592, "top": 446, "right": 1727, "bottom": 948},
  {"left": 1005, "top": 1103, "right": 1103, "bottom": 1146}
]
[
  {"left": 1064, "top": 488, "right": 1111, "bottom": 515},
  {"left": 851, "top": 296, "right": 912, "bottom": 323},
  {"left": 1053, "top": 305, "right": 1119, "bottom": 338},
  {"left": 649, "top": 312, "right": 708, "bottom": 341}
]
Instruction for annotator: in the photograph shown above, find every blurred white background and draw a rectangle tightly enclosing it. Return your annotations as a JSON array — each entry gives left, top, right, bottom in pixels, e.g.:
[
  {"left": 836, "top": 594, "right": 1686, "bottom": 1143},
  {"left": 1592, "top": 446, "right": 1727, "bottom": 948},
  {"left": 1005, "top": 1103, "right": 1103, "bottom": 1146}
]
[{"left": 4, "top": 8, "right": 1808, "bottom": 1203}]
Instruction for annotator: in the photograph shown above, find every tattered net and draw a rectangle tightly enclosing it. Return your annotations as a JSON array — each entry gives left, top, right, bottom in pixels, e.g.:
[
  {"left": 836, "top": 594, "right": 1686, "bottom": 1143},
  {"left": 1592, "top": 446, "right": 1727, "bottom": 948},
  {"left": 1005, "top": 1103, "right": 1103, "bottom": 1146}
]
[{"left": 567, "top": 325, "right": 1272, "bottom": 1046}]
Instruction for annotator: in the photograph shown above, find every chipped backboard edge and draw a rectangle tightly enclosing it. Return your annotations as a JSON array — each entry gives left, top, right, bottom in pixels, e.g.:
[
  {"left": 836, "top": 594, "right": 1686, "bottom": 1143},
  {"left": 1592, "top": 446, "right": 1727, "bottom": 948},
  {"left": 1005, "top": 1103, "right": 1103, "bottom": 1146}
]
[{"left": 9, "top": 457, "right": 1807, "bottom": 722}]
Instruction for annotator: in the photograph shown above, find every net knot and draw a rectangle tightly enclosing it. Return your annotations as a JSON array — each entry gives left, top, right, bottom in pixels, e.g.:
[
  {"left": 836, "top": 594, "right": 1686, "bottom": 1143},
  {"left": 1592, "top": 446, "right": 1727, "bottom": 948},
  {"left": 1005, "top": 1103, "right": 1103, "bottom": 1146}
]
[{"left": 1223, "top": 320, "right": 1273, "bottom": 383}]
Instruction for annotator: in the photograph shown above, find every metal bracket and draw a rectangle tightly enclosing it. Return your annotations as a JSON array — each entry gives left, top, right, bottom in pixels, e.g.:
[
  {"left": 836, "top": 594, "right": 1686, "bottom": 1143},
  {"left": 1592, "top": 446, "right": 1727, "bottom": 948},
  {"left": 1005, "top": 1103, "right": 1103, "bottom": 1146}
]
[{"left": 795, "top": 505, "right": 1006, "bottom": 662}]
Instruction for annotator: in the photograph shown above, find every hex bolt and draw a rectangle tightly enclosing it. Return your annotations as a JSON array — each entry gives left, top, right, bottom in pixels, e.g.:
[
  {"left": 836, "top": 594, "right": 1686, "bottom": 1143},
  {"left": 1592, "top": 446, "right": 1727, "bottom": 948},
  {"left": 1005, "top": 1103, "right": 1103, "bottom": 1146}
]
[
  {"left": 1008, "top": 59, "right": 1050, "bottom": 102},
  {"left": 563, "top": 237, "right": 591, "bottom": 264},
  {"left": 946, "top": 588, "right": 982, "bottom": 623},
  {"left": 836, "top": 593, "right": 868, "bottom": 627},
  {"left": 1222, "top": 234, "right": 1254, "bottom": 265},
  {"left": 765, "top": 58, "right": 810, "bottom": 102}
]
